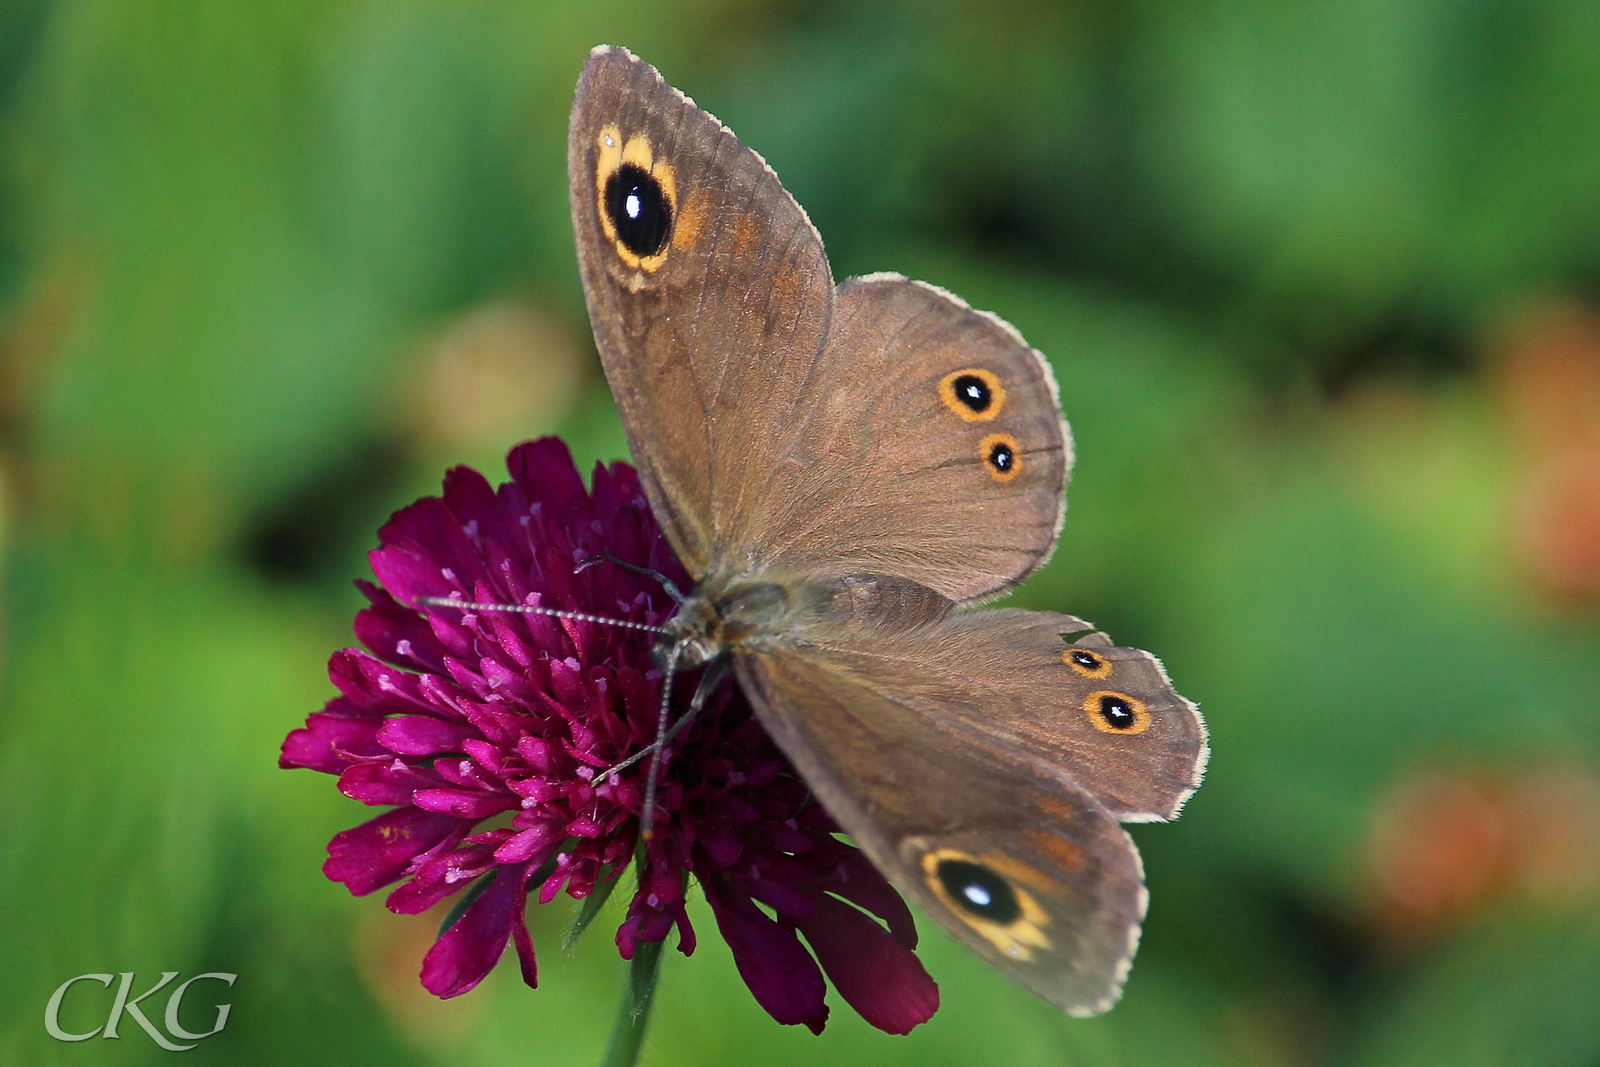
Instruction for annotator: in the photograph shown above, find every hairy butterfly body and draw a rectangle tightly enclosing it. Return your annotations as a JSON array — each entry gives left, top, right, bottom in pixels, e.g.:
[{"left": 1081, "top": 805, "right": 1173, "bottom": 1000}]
[{"left": 568, "top": 45, "right": 1206, "bottom": 1016}]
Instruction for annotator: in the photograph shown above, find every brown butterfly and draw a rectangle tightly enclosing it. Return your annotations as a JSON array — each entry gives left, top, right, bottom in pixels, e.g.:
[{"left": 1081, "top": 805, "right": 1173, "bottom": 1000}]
[{"left": 567, "top": 45, "right": 1207, "bottom": 1016}]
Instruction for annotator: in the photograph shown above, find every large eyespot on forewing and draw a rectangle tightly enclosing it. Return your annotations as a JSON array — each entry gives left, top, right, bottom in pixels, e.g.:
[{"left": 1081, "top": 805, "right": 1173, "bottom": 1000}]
[{"left": 592, "top": 124, "right": 678, "bottom": 272}]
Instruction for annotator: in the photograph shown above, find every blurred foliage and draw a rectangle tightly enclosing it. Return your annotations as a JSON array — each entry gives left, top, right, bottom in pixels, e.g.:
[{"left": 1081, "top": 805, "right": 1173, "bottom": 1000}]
[{"left": 2, "top": 1, "right": 1599, "bottom": 1065}]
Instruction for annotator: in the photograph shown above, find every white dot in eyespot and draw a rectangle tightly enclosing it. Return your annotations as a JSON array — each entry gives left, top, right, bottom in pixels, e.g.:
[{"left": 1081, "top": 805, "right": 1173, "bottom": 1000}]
[
  {"left": 963, "top": 883, "right": 993, "bottom": 908},
  {"left": 604, "top": 134, "right": 615, "bottom": 147},
  {"left": 626, "top": 193, "right": 641, "bottom": 219}
]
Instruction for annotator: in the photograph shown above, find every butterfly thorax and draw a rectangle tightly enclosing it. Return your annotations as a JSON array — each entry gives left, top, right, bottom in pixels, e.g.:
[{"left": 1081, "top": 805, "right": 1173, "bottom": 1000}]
[{"left": 659, "top": 571, "right": 953, "bottom": 668}]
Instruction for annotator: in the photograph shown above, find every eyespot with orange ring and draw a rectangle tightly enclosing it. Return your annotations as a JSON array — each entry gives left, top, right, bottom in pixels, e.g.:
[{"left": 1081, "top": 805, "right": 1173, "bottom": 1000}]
[
  {"left": 1084, "top": 690, "right": 1150, "bottom": 734},
  {"left": 979, "top": 433, "right": 1022, "bottom": 482},
  {"left": 1062, "top": 647, "right": 1112, "bottom": 679},
  {"left": 919, "top": 847, "right": 1053, "bottom": 961},
  {"left": 595, "top": 126, "right": 678, "bottom": 273},
  {"left": 939, "top": 368, "right": 1006, "bottom": 421}
]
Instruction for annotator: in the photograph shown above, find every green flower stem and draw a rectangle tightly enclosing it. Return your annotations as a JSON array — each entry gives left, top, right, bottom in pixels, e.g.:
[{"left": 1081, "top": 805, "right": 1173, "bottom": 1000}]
[{"left": 599, "top": 939, "right": 664, "bottom": 1067}]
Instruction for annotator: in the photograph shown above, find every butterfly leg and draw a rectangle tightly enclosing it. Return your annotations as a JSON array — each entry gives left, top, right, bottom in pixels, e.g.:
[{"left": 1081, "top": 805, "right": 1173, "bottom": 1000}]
[
  {"left": 657, "top": 658, "right": 727, "bottom": 748},
  {"left": 600, "top": 658, "right": 727, "bottom": 784},
  {"left": 603, "top": 658, "right": 729, "bottom": 837}
]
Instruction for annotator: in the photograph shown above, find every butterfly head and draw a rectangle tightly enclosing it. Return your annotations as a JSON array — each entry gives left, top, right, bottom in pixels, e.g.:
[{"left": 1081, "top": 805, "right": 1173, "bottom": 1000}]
[{"left": 656, "top": 577, "right": 799, "bottom": 667}]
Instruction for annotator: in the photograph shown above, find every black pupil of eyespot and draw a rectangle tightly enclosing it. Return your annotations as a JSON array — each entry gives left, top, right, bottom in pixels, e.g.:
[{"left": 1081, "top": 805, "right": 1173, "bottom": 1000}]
[
  {"left": 1099, "top": 695, "right": 1136, "bottom": 729},
  {"left": 988, "top": 442, "right": 1015, "bottom": 472},
  {"left": 937, "top": 859, "right": 1021, "bottom": 924},
  {"left": 604, "top": 164, "right": 672, "bottom": 256},
  {"left": 954, "top": 374, "right": 991, "bottom": 412},
  {"left": 1071, "top": 651, "right": 1098, "bottom": 669}
]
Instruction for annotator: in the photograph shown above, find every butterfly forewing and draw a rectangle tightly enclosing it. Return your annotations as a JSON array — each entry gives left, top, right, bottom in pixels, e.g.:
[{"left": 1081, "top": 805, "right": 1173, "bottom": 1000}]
[
  {"left": 746, "top": 275, "right": 1071, "bottom": 602},
  {"left": 570, "top": 45, "right": 835, "bottom": 576},
  {"left": 572, "top": 51, "right": 1068, "bottom": 600}
]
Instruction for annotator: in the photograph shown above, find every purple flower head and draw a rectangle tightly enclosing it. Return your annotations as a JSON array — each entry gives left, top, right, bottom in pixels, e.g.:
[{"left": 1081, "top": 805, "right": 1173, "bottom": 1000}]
[{"left": 281, "top": 438, "right": 938, "bottom": 1035}]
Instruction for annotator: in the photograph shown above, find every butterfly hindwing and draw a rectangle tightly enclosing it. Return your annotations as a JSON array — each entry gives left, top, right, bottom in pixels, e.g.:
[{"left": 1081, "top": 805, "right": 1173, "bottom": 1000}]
[
  {"left": 736, "top": 632, "right": 1148, "bottom": 1016},
  {"left": 804, "top": 607, "right": 1208, "bottom": 822}
]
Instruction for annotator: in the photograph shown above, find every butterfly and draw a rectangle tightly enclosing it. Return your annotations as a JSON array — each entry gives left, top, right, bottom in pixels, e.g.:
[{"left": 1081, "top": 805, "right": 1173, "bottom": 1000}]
[{"left": 566, "top": 45, "right": 1206, "bottom": 1016}]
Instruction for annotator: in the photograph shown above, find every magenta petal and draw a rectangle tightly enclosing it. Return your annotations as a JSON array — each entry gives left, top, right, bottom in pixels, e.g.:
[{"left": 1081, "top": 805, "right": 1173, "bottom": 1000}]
[
  {"left": 368, "top": 543, "right": 458, "bottom": 608},
  {"left": 820, "top": 849, "right": 920, "bottom": 950},
  {"left": 328, "top": 649, "right": 433, "bottom": 712},
  {"left": 673, "top": 908, "right": 697, "bottom": 957},
  {"left": 375, "top": 495, "right": 492, "bottom": 596},
  {"left": 507, "top": 438, "right": 586, "bottom": 506},
  {"left": 387, "top": 839, "right": 503, "bottom": 914},
  {"left": 494, "top": 825, "right": 562, "bottom": 864},
  {"left": 704, "top": 879, "right": 829, "bottom": 1034},
  {"left": 439, "top": 462, "right": 501, "bottom": 528},
  {"left": 413, "top": 788, "right": 517, "bottom": 820},
  {"left": 378, "top": 715, "right": 476, "bottom": 755},
  {"left": 316, "top": 695, "right": 388, "bottom": 721},
  {"left": 280, "top": 712, "right": 385, "bottom": 772},
  {"left": 796, "top": 894, "right": 939, "bottom": 1036},
  {"left": 324, "top": 808, "right": 463, "bottom": 896},
  {"left": 420, "top": 862, "right": 529, "bottom": 998},
  {"left": 511, "top": 880, "right": 539, "bottom": 989},
  {"left": 338, "top": 761, "right": 440, "bottom": 806},
  {"left": 744, "top": 877, "right": 819, "bottom": 922},
  {"left": 353, "top": 581, "right": 448, "bottom": 671},
  {"left": 698, "top": 830, "right": 743, "bottom": 868}
]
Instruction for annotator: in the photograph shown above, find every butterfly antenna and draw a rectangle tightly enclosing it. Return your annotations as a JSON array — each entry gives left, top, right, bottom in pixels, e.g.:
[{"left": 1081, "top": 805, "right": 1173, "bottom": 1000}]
[
  {"left": 639, "top": 642, "right": 685, "bottom": 842},
  {"left": 414, "top": 595, "right": 667, "bottom": 634},
  {"left": 575, "top": 549, "right": 687, "bottom": 604}
]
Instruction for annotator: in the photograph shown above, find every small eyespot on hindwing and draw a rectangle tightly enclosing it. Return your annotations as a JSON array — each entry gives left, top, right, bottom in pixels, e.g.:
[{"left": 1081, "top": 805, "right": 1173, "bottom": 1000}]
[{"left": 1063, "top": 647, "right": 1112, "bottom": 679}]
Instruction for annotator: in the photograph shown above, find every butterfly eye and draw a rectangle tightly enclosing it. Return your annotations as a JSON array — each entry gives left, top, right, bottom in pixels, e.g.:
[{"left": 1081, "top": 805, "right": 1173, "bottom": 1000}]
[
  {"left": 979, "top": 433, "right": 1022, "bottom": 482},
  {"left": 939, "top": 367, "right": 1007, "bottom": 422},
  {"left": 604, "top": 163, "right": 673, "bottom": 257},
  {"left": 937, "top": 858, "right": 1021, "bottom": 924},
  {"left": 1063, "top": 647, "right": 1111, "bottom": 679},
  {"left": 1085, "top": 691, "right": 1150, "bottom": 734}
]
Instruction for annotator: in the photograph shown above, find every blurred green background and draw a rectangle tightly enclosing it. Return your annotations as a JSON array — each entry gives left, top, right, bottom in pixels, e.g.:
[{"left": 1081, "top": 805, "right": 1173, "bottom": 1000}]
[{"left": 3, "top": 1, "right": 1600, "bottom": 1064}]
